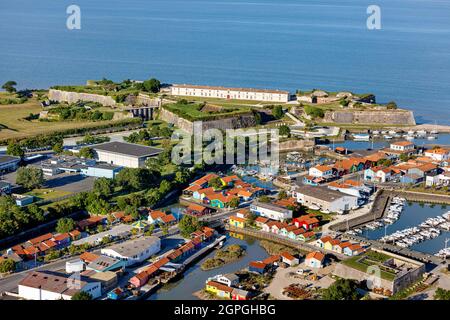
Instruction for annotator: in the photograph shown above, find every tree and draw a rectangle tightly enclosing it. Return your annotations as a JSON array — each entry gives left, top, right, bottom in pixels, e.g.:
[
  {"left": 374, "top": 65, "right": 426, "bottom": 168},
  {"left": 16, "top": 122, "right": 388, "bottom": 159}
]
[
  {"left": 142, "top": 78, "right": 161, "bottom": 93},
  {"left": 386, "top": 101, "right": 398, "bottom": 109},
  {"left": 258, "top": 195, "right": 271, "bottom": 203},
  {"left": 322, "top": 279, "right": 360, "bottom": 300},
  {"left": 93, "top": 178, "right": 114, "bottom": 198},
  {"left": 116, "top": 168, "right": 159, "bottom": 191},
  {"left": 6, "top": 142, "right": 24, "bottom": 158},
  {"left": 434, "top": 288, "right": 450, "bottom": 300},
  {"left": 0, "top": 258, "right": 16, "bottom": 273},
  {"left": 56, "top": 217, "right": 76, "bottom": 234},
  {"left": 159, "top": 180, "right": 172, "bottom": 195},
  {"left": 304, "top": 105, "right": 324, "bottom": 119},
  {"left": 229, "top": 197, "right": 240, "bottom": 208},
  {"left": 2, "top": 81, "right": 17, "bottom": 93},
  {"left": 279, "top": 125, "right": 291, "bottom": 137},
  {"left": 79, "top": 147, "right": 94, "bottom": 159},
  {"left": 278, "top": 190, "right": 288, "bottom": 200},
  {"left": 71, "top": 291, "right": 93, "bottom": 300},
  {"left": 52, "top": 142, "right": 64, "bottom": 154},
  {"left": 178, "top": 215, "right": 202, "bottom": 238},
  {"left": 208, "top": 177, "right": 223, "bottom": 190},
  {"left": 161, "top": 224, "right": 169, "bottom": 236},
  {"left": 272, "top": 105, "right": 284, "bottom": 119},
  {"left": 16, "top": 167, "right": 44, "bottom": 189}
]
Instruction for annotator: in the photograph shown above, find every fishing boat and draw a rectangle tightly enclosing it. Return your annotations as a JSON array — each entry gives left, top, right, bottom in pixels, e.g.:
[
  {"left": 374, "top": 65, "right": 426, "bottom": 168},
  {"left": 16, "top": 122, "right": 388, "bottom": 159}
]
[{"left": 353, "top": 134, "right": 370, "bottom": 141}]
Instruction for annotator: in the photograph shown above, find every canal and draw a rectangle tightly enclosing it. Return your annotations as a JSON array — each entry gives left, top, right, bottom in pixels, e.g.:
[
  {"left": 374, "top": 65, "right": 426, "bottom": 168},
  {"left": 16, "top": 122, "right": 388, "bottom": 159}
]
[
  {"left": 361, "top": 202, "right": 450, "bottom": 254},
  {"left": 148, "top": 233, "right": 269, "bottom": 300}
]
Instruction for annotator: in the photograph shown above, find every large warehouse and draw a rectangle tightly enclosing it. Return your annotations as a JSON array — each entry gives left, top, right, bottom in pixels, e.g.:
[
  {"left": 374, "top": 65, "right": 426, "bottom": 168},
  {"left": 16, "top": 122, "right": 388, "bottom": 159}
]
[
  {"left": 18, "top": 271, "right": 102, "bottom": 300},
  {"left": 294, "top": 185, "right": 358, "bottom": 213},
  {"left": 100, "top": 236, "right": 161, "bottom": 267},
  {"left": 170, "top": 84, "right": 290, "bottom": 102},
  {"left": 92, "top": 141, "right": 162, "bottom": 168},
  {"left": 0, "top": 155, "right": 20, "bottom": 174}
]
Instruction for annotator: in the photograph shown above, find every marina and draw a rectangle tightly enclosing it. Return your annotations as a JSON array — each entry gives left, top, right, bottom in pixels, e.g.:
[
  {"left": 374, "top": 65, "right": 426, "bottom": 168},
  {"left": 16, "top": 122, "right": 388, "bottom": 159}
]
[{"left": 353, "top": 202, "right": 450, "bottom": 256}]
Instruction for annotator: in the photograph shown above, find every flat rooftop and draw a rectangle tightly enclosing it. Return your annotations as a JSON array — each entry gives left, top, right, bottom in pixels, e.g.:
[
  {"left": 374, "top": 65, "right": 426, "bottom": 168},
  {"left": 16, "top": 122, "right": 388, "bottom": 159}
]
[
  {"left": 102, "top": 236, "right": 160, "bottom": 257},
  {"left": 93, "top": 142, "right": 162, "bottom": 158},
  {"left": 295, "top": 185, "right": 357, "bottom": 202},
  {"left": 0, "top": 155, "right": 20, "bottom": 165}
]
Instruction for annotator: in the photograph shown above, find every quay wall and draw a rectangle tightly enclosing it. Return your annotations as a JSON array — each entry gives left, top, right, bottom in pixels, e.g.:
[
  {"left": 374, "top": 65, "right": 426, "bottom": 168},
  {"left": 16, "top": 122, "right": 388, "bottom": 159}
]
[
  {"left": 159, "top": 108, "right": 257, "bottom": 134},
  {"left": 323, "top": 110, "right": 416, "bottom": 125},
  {"left": 390, "top": 190, "right": 450, "bottom": 205},
  {"left": 330, "top": 190, "right": 391, "bottom": 232},
  {"left": 278, "top": 139, "right": 315, "bottom": 152}
]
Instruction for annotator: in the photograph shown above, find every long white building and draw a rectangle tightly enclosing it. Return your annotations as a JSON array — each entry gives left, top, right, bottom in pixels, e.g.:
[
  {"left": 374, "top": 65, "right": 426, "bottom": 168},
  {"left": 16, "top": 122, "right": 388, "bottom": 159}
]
[
  {"left": 294, "top": 185, "right": 358, "bottom": 213},
  {"left": 18, "top": 271, "right": 101, "bottom": 300},
  {"left": 250, "top": 202, "right": 293, "bottom": 221},
  {"left": 92, "top": 141, "right": 162, "bottom": 168},
  {"left": 170, "top": 84, "right": 290, "bottom": 102},
  {"left": 100, "top": 236, "right": 161, "bottom": 267}
]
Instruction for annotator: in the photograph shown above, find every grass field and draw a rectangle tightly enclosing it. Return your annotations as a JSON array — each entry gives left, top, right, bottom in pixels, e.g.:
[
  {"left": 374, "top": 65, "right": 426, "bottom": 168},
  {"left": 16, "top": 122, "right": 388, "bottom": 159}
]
[
  {"left": 163, "top": 101, "right": 252, "bottom": 121},
  {"left": 341, "top": 251, "right": 396, "bottom": 281},
  {"left": 0, "top": 96, "right": 128, "bottom": 141},
  {"left": 168, "top": 95, "right": 279, "bottom": 107},
  {"left": 26, "top": 188, "right": 72, "bottom": 201}
]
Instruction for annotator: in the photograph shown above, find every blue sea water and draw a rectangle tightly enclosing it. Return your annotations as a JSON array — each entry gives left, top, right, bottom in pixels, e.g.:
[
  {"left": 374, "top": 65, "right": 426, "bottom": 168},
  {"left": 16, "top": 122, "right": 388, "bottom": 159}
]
[{"left": 1, "top": 0, "right": 450, "bottom": 124}]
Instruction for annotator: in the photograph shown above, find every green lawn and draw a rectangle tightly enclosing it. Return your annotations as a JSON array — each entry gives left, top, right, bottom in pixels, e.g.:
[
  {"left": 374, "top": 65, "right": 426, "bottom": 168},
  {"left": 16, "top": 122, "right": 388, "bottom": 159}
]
[
  {"left": 26, "top": 188, "right": 72, "bottom": 201},
  {"left": 163, "top": 101, "right": 252, "bottom": 121},
  {"left": 341, "top": 253, "right": 396, "bottom": 281}
]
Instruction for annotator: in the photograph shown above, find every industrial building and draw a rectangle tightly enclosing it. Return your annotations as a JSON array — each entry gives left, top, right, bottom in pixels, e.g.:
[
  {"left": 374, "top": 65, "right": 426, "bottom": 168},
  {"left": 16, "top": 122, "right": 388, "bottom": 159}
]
[
  {"left": 18, "top": 271, "right": 102, "bottom": 300},
  {"left": 294, "top": 185, "right": 359, "bottom": 213},
  {"left": 0, "top": 155, "right": 20, "bottom": 174},
  {"left": 92, "top": 142, "right": 162, "bottom": 168},
  {"left": 250, "top": 202, "right": 293, "bottom": 221},
  {"left": 100, "top": 236, "right": 161, "bottom": 267}
]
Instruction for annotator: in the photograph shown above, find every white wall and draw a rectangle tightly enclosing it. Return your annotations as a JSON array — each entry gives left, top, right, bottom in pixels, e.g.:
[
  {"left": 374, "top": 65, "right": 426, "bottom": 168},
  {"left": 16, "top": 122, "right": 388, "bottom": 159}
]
[
  {"left": 171, "top": 86, "right": 289, "bottom": 102},
  {"left": 101, "top": 239, "right": 161, "bottom": 266},
  {"left": 95, "top": 150, "right": 140, "bottom": 168}
]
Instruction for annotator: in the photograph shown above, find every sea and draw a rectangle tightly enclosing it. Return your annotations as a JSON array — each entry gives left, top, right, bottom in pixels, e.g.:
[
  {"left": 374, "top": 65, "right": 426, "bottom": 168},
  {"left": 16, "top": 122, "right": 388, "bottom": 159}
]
[{"left": 1, "top": 0, "right": 450, "bottom": 124}]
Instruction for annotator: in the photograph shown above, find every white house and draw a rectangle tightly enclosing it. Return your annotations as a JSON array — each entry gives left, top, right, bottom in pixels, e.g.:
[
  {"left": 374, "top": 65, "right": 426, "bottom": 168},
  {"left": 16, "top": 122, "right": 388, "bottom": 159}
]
[
  {"left": 390, "top": 141, "right": 415, "bottom": 152},
  {"left": 250, "top": 202, "right": 293, "bottom": 221},
  {"left": 424, "top": 148, "right": 450, "bottom": 162},
  {"left": 294, "top": 185, "right": 358, "bottom": 213},
  {"left": 92, "top": 142, "right": 162, "bottom": 168},
  {"left": 170, "top": 84, "right": 290, "bottom": 102},
  {"left": 426, "top": 172, "right": 450, "bottom": 187},
  {"left": 18, "top": 271, "right": 101, "bottom": 300},
  {"left": 364, "top": 166, "right": 393, "bottom": 183},
  {"left": 213, "top": 273, "right": 239, "bottom": 287},
  {"left": 100, "top": 236, "right": 161, "bottom": 267},
  {"left": 308, "top": 164, "right": 334, "bottom": 179}
]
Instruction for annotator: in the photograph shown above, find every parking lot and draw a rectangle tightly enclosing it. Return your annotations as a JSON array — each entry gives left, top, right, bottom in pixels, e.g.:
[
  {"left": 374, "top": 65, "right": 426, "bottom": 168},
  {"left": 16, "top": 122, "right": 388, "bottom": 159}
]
[
  {"left": 1, "top": 168, "right": 95, "bottom": 195},
  {"left": 264, "top": 262, "right": 337, "bottom": 300}
]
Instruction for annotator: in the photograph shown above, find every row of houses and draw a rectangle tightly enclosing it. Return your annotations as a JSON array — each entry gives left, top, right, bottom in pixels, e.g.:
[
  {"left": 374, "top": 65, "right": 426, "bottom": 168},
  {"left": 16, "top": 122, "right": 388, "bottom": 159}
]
[
  {"left": 315, "top": 236, "right": 366, "bottom": 257},
  {"left": 6, "top": 230, "right": 81, "bottom": 261},
  {"left": 249, "top": 252, "right": 300, "bottom": 275},
  {"left": 130, "top": 227, "right": 216, "bottom": 288},
  {"left": 229, "top": 208, "right": 318, "bottom": 243},
  {"left": 364, "top": 160, "right": 438, "bottom": 184},
  {"left": 307, "top": 141, "right": 419, "bottom": 185},
  {"left": 183, "top": 173, "right": 265, "bottom": 208}
]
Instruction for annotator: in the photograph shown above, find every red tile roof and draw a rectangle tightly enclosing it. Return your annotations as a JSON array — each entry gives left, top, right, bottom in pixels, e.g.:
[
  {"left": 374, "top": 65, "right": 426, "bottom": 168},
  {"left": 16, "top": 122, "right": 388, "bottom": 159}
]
[{"left": 306, "top": 251, "right": 325, "bottom": 261}]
